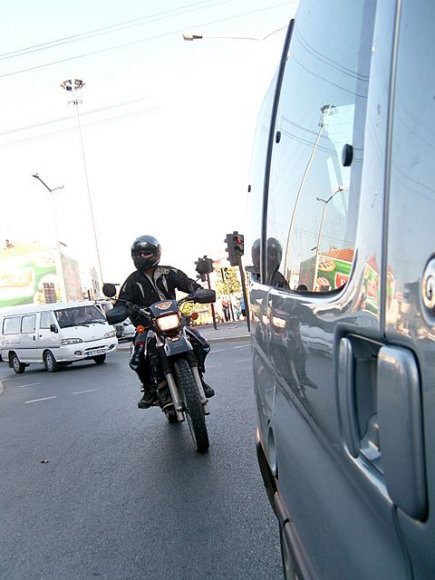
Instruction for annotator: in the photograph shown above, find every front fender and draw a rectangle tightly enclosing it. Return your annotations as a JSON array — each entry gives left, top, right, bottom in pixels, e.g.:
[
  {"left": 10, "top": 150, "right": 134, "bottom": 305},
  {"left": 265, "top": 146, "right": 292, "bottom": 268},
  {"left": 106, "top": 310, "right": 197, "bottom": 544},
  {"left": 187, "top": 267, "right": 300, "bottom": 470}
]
[{"left": 163, "top": 336, "right": 193, "bottom": 357}]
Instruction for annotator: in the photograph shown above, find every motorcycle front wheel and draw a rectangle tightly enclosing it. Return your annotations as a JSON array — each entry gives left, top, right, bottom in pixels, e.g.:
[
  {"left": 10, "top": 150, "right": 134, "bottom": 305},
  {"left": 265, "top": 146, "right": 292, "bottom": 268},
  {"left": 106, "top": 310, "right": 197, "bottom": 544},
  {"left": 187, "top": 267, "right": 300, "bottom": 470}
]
[{"left": 173, "top": 358, "right": 209, "bottom": 453}]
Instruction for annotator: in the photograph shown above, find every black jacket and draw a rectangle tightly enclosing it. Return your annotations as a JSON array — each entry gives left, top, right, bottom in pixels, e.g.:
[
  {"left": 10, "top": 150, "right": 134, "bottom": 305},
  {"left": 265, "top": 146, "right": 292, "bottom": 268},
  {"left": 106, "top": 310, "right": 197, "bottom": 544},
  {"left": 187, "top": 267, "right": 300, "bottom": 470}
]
[{"left": 114, "top": 266, "right": 201, "bottom": 326}]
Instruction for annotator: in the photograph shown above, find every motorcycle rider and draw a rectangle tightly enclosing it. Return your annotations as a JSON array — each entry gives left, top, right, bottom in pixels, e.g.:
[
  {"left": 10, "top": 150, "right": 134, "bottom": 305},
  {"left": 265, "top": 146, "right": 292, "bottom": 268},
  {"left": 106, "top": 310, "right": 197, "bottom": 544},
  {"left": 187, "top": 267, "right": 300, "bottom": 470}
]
[{"left": 113, "top": 235, "right": 215, "bottom": 409}]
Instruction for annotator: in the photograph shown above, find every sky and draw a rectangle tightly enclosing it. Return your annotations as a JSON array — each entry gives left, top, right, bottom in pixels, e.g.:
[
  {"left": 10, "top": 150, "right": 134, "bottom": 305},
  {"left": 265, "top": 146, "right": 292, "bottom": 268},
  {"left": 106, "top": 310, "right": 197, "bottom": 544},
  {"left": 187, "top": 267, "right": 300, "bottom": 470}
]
[{"left": 0, "top": 0, "right": 298, "bottom": 286}]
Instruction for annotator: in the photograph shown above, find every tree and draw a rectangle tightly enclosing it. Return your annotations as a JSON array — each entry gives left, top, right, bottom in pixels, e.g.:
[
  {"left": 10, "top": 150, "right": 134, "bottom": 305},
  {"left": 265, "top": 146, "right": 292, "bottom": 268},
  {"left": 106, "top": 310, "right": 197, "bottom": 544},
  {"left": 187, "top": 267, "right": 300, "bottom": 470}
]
[{"left": 215, "top": 267, "right": 241, "bottom": 297}]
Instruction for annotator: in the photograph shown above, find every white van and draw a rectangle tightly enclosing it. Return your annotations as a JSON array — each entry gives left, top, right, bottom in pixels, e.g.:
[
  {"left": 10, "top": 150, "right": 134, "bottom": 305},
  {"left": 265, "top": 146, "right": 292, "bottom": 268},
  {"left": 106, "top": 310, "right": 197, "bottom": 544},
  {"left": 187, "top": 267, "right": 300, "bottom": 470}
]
[{"left": 0, "top": 301, "right": 118, "bottom": 373}]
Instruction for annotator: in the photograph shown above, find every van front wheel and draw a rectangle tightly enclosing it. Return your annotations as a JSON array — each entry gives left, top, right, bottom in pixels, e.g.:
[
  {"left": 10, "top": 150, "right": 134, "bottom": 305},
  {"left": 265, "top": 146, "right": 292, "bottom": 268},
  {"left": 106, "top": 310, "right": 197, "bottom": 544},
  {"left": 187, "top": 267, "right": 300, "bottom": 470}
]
[
  {"left": 44, "top": 350, "right": 59, "bottom": 373},
  {"left": 11, "top": 354, "right": 25, "bottom": 374}
]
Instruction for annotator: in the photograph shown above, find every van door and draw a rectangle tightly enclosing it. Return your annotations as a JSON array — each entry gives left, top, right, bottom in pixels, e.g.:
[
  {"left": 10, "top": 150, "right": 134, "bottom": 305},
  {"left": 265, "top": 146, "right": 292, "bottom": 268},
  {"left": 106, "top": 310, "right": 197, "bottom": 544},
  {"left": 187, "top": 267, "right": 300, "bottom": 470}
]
[
  {"left": 19, "top": 314, "right": 38, "bottom": 362},
  {"left": 382, "top": 1, "right": 435, "bottom": 576},
  {"left": 36, "top": 310, "right": 59, "bottom": 358},
  {"left": 256, "top": 0, "right": 411, "bottom": 577}
]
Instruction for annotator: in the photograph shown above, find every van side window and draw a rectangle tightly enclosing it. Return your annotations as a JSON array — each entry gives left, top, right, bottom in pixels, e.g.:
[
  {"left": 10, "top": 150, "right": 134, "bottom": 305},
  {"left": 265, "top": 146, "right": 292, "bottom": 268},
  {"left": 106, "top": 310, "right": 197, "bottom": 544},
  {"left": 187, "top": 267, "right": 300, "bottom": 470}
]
[
  {"left": 40, "top": 312, "right": 52, "bottom": 329},
  {"left": 21, "top": 315, "right": 36, "bottom": 334},
  {"left": 3, "top": 317, "right": 20, "bottom": 335},
  {"left": 246, "top": 83, "right": 276, "bottom": 278},
  {"left": 266, "top": 0, "right": 375, "bottom": 292}
]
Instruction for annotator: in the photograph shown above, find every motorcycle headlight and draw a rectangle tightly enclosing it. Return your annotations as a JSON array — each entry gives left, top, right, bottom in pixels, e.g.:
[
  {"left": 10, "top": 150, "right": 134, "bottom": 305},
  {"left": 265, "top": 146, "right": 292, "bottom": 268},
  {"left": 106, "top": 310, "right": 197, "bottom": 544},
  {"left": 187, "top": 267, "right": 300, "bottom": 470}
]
[
  {"left": 104, "top": 330, "right": 116, "bottom": 338},
  {"left": 157, "top": 313, "right": 181, "bottom": 332},
  {"left": 61, "top": 338, "right": 83, "bottom": 345}
]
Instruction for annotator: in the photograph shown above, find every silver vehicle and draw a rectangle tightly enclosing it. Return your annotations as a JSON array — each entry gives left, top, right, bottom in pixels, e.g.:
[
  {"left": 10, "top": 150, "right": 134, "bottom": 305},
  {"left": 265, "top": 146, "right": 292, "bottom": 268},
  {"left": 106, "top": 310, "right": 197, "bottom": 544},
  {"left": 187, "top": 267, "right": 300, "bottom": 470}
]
[
  {"left": 115, "top": 318, "right": 136, "bottom": 341},
  {"left": 248, "top": 1, "right": 435, "bottom": 578}
]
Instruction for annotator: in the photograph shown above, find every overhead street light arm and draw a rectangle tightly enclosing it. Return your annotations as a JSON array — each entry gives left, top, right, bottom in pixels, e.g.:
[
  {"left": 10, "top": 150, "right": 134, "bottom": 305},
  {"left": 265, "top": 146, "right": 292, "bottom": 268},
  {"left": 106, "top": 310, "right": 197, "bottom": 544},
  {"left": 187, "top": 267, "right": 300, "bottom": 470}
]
[
  {"left": 32, "top": 173, "right": 64, "bottom": 193},
  {"left": 182, "top": 25, "right": 287, "bottom": 42},
  {"left": 182, "top": 33, "right": 203, "bottom": 41}
]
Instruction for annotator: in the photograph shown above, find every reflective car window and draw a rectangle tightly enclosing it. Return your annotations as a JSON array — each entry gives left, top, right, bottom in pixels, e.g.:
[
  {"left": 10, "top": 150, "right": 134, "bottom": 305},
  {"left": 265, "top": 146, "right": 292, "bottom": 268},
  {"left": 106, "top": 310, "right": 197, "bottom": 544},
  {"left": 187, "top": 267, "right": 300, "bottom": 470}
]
[{"left": 266, "top": 0, "right": 376, "bottom": 292}]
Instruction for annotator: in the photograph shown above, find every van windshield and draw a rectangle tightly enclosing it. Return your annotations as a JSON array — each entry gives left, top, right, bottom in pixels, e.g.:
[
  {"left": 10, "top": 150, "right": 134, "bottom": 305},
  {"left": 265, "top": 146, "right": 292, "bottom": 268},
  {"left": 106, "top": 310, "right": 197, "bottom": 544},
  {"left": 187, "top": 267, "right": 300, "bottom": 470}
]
[{"left": 54, "top": 305, "right": 106, "bottom": 328}]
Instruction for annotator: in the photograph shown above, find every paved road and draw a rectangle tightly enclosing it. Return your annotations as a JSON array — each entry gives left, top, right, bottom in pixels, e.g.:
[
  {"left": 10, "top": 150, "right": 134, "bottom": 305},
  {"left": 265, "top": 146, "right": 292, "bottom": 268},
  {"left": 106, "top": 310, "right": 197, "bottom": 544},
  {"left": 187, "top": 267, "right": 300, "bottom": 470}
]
[{"left": 0, "top": 340, "right": 281, "bottom": 580}]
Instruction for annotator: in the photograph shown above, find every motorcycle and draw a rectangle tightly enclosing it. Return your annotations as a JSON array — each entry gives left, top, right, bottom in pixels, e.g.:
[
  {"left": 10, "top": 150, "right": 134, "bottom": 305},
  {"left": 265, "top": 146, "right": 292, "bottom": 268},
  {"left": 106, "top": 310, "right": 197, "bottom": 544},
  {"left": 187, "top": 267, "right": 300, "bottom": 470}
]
[{"left": 102, "top": 283, "right": 216, "bottom": 453}]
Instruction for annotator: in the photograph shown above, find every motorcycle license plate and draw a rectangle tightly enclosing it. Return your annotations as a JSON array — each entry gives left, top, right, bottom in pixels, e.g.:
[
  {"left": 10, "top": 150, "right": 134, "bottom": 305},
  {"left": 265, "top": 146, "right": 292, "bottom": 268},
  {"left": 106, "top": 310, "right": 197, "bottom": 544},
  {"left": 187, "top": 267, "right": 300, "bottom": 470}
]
[{"left": 86, "top": 349, "right": 105, "bottom": 357}]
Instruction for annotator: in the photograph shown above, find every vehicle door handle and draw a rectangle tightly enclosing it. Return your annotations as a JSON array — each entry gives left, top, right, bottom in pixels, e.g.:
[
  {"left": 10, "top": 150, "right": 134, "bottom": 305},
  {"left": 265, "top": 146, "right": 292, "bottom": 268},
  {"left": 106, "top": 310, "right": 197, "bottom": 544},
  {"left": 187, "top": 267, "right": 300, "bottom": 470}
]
[
  {"left": 337, "top": 337, "right": 360, "bottom": 457},
  {"left": 377, "top": 346, "right": 427, "bottom": 520}
]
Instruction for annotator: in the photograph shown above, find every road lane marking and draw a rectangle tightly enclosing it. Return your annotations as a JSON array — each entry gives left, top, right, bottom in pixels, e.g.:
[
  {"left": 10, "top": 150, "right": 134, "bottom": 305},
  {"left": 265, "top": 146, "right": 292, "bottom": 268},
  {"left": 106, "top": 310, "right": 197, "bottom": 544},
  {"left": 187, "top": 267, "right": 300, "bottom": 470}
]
[
  {"left": 18, "top": 383, "right": 40, "bottom": 388},
  {"left": 211, "top": 348, "right": 225, "bottom": 353},
  {"left": 25, "top": 396, "right": 57, "bottom": 404},
  {"left": 232, "top": 345, "right": 250, "bottom": 349},
  {"left": 71, "top": 388, "right": 99, "bottom": 395}
]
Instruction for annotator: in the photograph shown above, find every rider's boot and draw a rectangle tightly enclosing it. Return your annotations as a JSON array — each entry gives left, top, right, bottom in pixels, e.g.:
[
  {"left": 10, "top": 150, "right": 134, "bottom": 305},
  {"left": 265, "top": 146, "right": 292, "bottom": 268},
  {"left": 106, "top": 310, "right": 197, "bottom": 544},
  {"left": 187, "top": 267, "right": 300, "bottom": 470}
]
[{"left": 138, "top": 384, "right": 157, "bottom": 409}]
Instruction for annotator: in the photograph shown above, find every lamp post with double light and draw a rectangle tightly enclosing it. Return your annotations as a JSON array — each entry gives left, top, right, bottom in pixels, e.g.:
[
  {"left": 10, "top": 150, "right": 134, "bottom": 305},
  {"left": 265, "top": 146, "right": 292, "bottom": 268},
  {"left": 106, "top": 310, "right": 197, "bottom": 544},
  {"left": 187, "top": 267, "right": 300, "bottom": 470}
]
[
  {"left": 282, "top": 104, "right": 337, "bottom": 271},
  {"left": 60, "top": 78, "right": 103, "bottom": 297},
  {"left": 312, "top": 185, "right": 345, "bottom": 291},
  {"left": 31, "top": 172, "right": 67, "bottom": 301}
]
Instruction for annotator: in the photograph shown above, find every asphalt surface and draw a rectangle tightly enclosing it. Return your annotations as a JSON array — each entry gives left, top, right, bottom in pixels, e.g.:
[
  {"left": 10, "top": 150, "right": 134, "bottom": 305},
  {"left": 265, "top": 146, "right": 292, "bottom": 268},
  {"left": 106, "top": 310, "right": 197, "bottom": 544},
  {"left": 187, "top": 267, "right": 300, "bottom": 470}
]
[{"left": 0, "top": 336, "right": 282, "bottom": 580}]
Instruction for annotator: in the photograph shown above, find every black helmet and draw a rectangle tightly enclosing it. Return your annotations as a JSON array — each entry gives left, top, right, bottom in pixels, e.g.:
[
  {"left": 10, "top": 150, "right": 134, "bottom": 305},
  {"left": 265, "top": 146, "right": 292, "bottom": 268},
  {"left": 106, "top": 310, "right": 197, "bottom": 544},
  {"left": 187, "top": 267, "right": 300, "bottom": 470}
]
[
  {"left": 131, "top": 235, "right": 161, "bottom": 271},
  {"left": 251, "top": 239, "right": 260, "bottom": 273},
  {"left": 267, "top": 237, "right": 282, "bottom": 269}
]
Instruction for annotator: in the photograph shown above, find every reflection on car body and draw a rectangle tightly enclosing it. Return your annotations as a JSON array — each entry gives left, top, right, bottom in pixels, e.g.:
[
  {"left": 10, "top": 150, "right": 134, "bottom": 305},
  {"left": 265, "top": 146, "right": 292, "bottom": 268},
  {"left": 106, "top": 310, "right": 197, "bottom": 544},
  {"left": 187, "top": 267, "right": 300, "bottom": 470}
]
[{"left": 247, "top": 1, "right": 435, "bottom": 578}]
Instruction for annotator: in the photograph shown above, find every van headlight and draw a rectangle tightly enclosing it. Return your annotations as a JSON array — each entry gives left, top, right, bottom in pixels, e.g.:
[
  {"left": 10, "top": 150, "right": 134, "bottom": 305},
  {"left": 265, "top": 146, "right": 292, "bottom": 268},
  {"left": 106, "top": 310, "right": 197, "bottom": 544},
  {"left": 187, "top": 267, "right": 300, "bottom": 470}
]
[
  {"left": 61, "top": 338, "right": 83, "bottom": 345},
  {"left": 104, "top": 330, "right": 116, "bottom": 338},
  {"left": 157, "top": 314, "right": 181, "bottom": 332}
]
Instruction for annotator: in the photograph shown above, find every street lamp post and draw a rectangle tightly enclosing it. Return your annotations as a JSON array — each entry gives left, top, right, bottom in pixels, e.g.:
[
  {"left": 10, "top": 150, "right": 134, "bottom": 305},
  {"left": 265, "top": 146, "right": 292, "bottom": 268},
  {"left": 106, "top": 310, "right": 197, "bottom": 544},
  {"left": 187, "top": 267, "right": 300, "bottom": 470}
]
[
  {"left": 312, "top": 186, "right": 344, "bottom": 291},
  {"left": 32, "top": 173, "right": 64, "bottom": 246},
  {"left": 32, "top": 173, "right": 67, "bottom": 301},
  {"left": 60, "top": 78, "right": 104, "bottom": 297},
  {"left": 282, "top": 104, "right": 336, "bottom": 271},
  {"left": 182, "top": 26, "right": 287, "bottom": 42}
]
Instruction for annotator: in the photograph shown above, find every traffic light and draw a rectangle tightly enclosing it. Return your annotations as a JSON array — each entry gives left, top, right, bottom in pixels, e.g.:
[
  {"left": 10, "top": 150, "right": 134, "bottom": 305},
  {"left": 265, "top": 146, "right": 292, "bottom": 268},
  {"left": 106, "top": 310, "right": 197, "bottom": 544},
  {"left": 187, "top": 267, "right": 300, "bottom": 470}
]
[
  {"left": 224, "top": 233, "right": 237, "bottom": 266},
  {"left": 195, "top": 256, "right": 214, "bottom": 275},
  {"left": 233, "top": 233, "right": 244, "bottom": 256},
  {"left": 224, "top": 231, "right": 244, "bottom": 266}
]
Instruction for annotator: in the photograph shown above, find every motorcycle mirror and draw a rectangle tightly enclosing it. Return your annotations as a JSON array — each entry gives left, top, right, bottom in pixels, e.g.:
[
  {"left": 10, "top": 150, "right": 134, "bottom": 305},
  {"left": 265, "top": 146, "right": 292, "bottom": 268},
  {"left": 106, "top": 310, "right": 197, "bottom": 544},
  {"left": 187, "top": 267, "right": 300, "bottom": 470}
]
[
  {"left": 102, "top": 283, "right": 117, "bottom": 298},
  {"left": 193, "top": 288, "right": 216, "bottom": 304}
]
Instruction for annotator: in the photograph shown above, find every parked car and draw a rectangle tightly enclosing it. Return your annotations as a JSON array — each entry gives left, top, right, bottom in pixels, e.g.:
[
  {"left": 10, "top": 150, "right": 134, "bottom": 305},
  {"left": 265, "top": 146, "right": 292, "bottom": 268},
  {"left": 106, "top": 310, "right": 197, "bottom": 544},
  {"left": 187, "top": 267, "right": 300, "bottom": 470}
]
[
  {"left": 115, "top": 318, "right": 135, "bottom": 341},
  {"left": 248, "top": 1, "right": 435, "bottom": 578}
]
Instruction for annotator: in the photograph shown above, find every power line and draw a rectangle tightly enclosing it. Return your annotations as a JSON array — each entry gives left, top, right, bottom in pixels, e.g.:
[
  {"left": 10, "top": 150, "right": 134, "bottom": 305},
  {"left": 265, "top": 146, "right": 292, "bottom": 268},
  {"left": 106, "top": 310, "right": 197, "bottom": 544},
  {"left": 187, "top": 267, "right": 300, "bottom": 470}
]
[
  {"left": 0, "top": 97, "right": 149, "bottom": 137},
  {"left": 0, "top": 106, "right": 158, "bottom": 149},
  {"left": 0, "top": 2, "right": 291, "bottom": 80},
  {"left": 0, "top": 0, "right": 231, "bottom": 61}
]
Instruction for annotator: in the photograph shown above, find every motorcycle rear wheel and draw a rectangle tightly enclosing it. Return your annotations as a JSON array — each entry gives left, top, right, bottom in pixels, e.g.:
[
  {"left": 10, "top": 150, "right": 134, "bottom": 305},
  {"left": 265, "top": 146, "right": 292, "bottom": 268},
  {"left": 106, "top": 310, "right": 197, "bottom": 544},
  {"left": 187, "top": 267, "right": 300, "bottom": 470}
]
[{"left": 173, "top": 358, "right": 209, "bottom": 453}]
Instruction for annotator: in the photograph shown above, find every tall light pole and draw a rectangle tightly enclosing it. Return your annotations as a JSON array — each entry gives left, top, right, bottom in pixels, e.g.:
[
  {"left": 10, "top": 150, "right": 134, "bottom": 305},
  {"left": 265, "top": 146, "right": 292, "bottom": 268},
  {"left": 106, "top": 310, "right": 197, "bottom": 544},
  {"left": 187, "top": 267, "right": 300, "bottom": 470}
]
[
  {"left": 31, "top": 173, "right": 67, "bottom": 301},
  {"left": 32, "top": 172, "right": 64, "bottom": 246},
  {"left": 282, "top": 104, "right": 336, "bottom": 272},
  {"left": 60, "top": 78, "right": 103, "bottom": 296},
  {"left": 312, "top": 186, "right": 345, "bottom": 291}
]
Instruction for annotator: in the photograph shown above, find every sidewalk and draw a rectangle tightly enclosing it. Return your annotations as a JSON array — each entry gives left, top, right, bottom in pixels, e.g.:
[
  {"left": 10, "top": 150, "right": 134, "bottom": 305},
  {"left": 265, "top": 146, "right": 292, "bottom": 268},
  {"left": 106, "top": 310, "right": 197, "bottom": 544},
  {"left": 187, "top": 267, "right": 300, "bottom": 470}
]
[
  {"left": 193, "top": 320, "right": 251, "bottom": 343},
  {"left": 117, "top": 320, "right": 251, "bottom": 349}
]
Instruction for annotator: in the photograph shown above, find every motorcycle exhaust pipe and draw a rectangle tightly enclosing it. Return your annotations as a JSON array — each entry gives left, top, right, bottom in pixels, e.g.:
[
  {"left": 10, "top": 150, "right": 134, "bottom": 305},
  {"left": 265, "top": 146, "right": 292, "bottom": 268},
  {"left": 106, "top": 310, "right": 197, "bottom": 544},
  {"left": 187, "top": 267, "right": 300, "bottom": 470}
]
[{"left": 165, "top": 373, "right": 185, "bottom": 422}]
